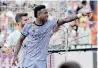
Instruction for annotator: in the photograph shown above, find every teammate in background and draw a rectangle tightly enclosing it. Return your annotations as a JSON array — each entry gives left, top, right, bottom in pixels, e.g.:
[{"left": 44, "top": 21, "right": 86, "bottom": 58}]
[{"left": 1, "top": 13, "right": 29, "bottom": 54}]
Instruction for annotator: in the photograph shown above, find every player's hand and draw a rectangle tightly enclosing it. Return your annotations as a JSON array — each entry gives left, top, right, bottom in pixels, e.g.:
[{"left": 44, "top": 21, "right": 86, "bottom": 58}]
[
  {"left": 82, "top": 12, "right": 92, "bottom": 16},
  {"left": 12, "top": 55, "right": 18, "bottom": 66}
]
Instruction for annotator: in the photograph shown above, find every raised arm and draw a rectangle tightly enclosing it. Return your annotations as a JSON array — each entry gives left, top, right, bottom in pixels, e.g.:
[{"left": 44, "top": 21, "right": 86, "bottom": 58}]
[
  {"left": 57, "top": 12, "right": 91, "bottom": 26},
  {"left": 57, "top": 14, "right": 81, "bottom": 26}
]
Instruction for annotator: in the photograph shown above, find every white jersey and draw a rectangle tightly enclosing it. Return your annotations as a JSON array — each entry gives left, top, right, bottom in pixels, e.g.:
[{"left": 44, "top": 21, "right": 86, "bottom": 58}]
[{"left": 4, "top": 30, "right": 21, "bottom": 48}]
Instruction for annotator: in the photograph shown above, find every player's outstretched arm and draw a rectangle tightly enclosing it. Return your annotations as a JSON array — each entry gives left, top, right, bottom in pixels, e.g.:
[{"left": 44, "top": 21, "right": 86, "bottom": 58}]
[{"left": 57, "top": 12, "right": 91, "bottom": 26}]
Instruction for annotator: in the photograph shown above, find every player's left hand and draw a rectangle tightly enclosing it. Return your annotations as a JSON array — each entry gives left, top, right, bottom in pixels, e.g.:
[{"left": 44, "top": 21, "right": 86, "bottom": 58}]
[{"left": 82, "top": 12, "right": 92, "bottom": 16}]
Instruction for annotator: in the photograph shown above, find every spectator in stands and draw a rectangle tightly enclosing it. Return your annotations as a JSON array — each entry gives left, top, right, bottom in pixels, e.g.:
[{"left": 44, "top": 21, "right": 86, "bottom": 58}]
[
  {"left": 89, "top": 0, "right": 98, "bottom": 45},
  {"left": 76, "top": 0, "right": 87, "bottom": 14},
  {"left": 0, "top": 2, "right": 8, "bottom": 47}
]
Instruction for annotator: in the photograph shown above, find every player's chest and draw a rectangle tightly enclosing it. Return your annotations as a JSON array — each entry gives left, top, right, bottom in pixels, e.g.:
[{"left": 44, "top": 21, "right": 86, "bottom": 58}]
[{"left": 28, "top": 24, "right": 50, "bottom": 36}]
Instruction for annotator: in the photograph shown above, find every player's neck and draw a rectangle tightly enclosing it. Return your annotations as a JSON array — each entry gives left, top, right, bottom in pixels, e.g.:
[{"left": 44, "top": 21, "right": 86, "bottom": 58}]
[
  {"left": 18, "top": 23, "right": 23, "bottom": 31},
  {"left": 35, "top": 18, "right": 43, "bottom": 26}
]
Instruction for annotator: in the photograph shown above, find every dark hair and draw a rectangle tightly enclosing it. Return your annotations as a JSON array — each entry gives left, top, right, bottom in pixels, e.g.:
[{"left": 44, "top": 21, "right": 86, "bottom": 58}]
[
  {"left": 82, "top": 0, "right": 87, "bottom": 5},
  {"left": 15, "top": 13, "right": 28, "bottom": 22},
  {"left": 59, "top": 61, "right": 81, "bottom": 68},
  {"left": 34, "top": 5, "right": 46, "bottom": 18}
]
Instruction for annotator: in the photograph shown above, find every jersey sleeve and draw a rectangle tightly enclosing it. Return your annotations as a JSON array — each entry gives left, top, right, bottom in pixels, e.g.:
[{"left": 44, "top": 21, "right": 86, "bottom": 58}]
[
  {"left": 49, "top": 20, "right": 57, "bottom": 29},
  {"left": 21, "top": 24, "right": 31, "bottom": 37}
]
